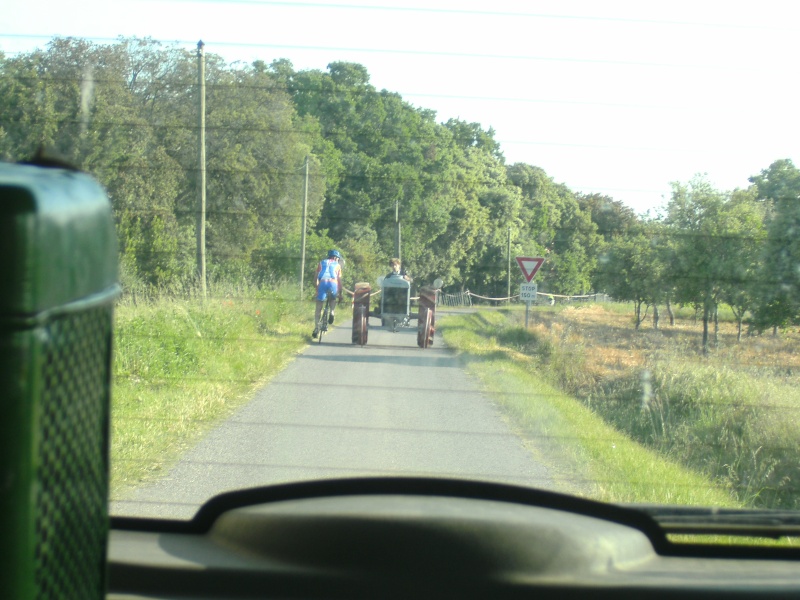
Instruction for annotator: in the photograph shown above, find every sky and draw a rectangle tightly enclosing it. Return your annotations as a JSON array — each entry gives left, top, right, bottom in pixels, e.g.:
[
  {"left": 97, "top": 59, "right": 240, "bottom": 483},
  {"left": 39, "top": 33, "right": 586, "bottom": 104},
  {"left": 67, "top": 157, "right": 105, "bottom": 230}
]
[{"left": 2, "top": 0, "right": 799, "bottom": 214}]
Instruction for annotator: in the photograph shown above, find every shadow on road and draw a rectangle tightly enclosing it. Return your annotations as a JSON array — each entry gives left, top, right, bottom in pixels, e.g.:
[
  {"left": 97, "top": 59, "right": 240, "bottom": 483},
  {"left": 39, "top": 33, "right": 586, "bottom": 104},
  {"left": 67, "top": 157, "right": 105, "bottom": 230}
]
[{"left": 300, "top": 349, "right": 455, "bottom": 368}]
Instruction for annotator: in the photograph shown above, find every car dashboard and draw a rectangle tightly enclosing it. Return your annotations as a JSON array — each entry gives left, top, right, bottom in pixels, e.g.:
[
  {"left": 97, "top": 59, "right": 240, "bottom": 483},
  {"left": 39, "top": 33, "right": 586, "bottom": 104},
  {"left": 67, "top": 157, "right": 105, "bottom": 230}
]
[{"left": 107, "top": 477, "right": 800, "bottom": 599}]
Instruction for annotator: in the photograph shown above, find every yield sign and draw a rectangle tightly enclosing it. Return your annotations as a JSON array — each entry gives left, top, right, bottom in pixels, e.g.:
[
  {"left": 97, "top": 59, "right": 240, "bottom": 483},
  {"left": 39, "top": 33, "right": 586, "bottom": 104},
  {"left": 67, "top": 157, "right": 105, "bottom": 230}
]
[{"left": 515, "top": 256, "right": 545, "bottom": 282}]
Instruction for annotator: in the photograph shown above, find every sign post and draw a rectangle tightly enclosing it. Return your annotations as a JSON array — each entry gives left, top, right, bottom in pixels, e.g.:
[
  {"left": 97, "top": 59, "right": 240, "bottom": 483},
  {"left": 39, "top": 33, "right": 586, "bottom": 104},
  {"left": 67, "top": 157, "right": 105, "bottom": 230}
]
[{"left": 516, "top": 257, "right": 545, "bottom": 327}]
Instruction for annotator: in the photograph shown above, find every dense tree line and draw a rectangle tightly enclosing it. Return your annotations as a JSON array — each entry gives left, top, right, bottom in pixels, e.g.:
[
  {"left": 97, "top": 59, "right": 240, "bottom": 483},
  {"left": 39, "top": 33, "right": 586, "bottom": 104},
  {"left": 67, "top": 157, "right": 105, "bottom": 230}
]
[
  {"left": 1, "top": 37, "right": 798, "bottom": 340},
  {"left": 595, "top": 162, "right": 800, "bottom": 350}
]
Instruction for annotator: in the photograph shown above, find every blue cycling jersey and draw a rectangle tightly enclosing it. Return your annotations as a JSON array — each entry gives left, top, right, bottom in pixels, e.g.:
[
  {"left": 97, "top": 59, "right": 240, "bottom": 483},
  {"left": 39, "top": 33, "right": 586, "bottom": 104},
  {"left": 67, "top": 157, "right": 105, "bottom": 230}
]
[{"left": 317, "top": 258, "right": 340, "bottom": 281}]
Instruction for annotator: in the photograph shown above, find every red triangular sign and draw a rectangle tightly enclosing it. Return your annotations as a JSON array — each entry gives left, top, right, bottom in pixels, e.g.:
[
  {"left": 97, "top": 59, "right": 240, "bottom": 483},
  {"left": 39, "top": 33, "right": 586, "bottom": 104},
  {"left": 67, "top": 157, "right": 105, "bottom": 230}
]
[{"left": 516, "top": 256, "right": 545, "bottom": 283}]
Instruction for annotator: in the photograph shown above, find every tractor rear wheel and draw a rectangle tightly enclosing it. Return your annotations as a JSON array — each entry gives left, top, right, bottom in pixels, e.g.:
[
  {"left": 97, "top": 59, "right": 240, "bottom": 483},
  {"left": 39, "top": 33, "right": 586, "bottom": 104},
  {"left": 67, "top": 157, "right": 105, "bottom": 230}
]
[
  {"left": 417, "top": 306, "right": 434, "bottom": 348},
  {"left": 352, "top": 304, "right": 368, "bottom": 346}
]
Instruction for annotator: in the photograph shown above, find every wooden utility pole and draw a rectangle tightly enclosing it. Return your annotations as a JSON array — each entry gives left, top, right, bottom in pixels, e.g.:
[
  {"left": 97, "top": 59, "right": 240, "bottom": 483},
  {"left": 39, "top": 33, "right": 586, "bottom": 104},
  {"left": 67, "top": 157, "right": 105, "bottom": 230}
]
[
  {"left": 196, "top": 40, "right": 207, "bottom": 299},
  {"left": 507, "top": 227, "right": 511, "bottom": 303},
  {"left": 300, "top": 155, "right": 309, "bottom": 299}
]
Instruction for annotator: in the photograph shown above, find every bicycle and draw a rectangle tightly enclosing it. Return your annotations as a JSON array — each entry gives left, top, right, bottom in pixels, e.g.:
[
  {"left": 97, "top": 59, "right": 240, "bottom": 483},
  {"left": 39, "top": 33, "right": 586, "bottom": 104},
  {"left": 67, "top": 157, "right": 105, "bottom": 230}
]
[{"left": 315, "top": 291, "right": 335, "bottom": 343}]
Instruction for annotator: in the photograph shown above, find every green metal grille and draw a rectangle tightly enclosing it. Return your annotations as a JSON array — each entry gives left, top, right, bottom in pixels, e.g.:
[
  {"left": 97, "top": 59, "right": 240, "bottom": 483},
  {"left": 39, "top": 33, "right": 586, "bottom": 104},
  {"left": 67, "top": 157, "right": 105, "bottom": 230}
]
[
  {"left": 34, "top": 305, "right": 113, "bottom": 600},
  {"left": 382, "top": 286, "right": 409, "bottom": 315}
]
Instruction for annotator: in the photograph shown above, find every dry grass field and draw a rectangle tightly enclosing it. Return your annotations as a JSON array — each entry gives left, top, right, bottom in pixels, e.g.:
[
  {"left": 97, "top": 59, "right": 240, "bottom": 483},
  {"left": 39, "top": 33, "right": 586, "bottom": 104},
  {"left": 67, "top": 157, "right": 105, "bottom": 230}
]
[
  {"left": 528, "top": 304, "right": 800, "bottom": 379},
  {"left": 503, "top": 303, "right": 800, "bottom": 509}
]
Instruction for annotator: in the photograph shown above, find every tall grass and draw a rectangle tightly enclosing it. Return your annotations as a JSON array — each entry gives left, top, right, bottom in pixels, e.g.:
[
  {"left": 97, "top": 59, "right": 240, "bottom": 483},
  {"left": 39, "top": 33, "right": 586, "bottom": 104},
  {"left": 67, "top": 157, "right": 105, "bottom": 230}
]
[
  {"left": 440, "top": 305, "right": 800, "bottom": 510},
  {"left": 438, "top": 310, "right": 737, "bottom": 508},
  {"left": 111, "top": 281, "right": 314, "bottom": 496},
  {"left": 596, "top": 362, "right": 800, "bottom": 509}
]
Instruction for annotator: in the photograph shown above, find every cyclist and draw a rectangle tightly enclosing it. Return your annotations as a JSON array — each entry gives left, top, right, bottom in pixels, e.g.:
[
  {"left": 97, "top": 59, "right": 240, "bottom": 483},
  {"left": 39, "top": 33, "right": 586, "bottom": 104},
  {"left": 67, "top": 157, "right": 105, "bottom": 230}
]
[{"left": 313, "top": 249, "right": 343, "bottom": 338}]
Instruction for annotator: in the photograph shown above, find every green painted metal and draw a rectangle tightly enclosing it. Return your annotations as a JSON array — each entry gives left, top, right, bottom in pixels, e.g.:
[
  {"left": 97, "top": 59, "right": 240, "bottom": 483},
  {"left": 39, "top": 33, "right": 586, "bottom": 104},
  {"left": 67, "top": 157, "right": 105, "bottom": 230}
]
[
  {"left": 0, "top": 162, "right": 118, "bottom": 600},
  {"left": 0, "top": 163, "right": 118, "bottom": 317}
]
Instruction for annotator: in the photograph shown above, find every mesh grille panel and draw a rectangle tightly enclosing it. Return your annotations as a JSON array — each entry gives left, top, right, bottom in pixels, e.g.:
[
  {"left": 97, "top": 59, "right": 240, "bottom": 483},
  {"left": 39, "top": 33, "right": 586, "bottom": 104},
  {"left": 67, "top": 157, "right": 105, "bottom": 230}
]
[
  {"left": 34, "top": 306, "right": 112, "bottom": 600},
  {"left": 383, "top": 287, "right": 408, "bottom": 315}
]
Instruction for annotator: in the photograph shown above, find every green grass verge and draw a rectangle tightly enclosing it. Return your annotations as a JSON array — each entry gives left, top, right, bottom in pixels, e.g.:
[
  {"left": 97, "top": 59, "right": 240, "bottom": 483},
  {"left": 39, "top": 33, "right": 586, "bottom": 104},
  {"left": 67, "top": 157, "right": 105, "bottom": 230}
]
[
  {"left": 504, "top": 303, "right": 799, "bottom": 511},
  {"left": 437, "top": 309, "right": 738, "bottom": 508},
  {"left": 110, "top": 284, "right": 314, "bottom": 497}
]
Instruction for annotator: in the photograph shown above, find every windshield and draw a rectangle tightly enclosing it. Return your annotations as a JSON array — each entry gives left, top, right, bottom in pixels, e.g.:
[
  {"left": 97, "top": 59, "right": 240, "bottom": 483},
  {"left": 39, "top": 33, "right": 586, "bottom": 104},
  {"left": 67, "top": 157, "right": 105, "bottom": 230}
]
[{"left": 2, "top": 0, "right": 798, "bottom": 526}]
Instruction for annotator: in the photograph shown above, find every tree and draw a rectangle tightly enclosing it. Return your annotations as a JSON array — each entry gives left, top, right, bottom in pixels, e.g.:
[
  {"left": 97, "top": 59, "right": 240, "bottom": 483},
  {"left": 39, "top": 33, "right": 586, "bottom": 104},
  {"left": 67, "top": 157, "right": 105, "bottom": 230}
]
[
  {"left": 715, "top": 188, "right": 766, "bottom": 340},
  {"left": 286, "top": 63, "right": 502, "bottom": 288},
  {"left": 666, "top": 177, "right": 726, "bottom": 353},
  {"left": 444, "top": 118, "right": 504, "bottom": 162},
  {"left": 0, "top": 37, "right": 325, "bottom": 288},
  {"left": 749, "top": 159, "right": 800, "bottom": 331},
  {"left": 202, "top": 60, "right": 322, "bottom": 280},
  {"left": 665, "top": 176, "right": 766, "bottom": 352},
  {"left": 595, "top": 221, "right": 668, "bottom": 329},
  {"left": 1, "top": 42, "right": 662, "bottom": 299},
  {"left": 577, "top": 193, "right": 641, "bottom": 242}
]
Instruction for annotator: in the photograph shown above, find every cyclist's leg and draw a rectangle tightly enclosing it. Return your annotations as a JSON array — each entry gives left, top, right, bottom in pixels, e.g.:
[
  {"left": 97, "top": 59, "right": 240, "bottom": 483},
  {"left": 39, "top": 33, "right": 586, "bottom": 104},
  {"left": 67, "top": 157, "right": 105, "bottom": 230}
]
[
  {"left": 314, "top": 299, "right": 324, "bottom": 325},
  {"left": 328, "top": 287, "right": 338, "bottom": 324},
  {"left": 313, "top": 283, "right": 329, "bottom": 337},
  {"left": 313, "top": 300, "right": 323, "bottom": 337}
]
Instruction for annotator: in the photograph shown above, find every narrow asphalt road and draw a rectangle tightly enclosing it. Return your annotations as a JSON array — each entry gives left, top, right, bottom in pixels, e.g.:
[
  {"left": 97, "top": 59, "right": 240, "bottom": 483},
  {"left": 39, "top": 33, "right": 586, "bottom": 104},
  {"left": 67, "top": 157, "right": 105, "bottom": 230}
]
[{"left": 112, "top": 315, "right": 554, "bottom": 519}]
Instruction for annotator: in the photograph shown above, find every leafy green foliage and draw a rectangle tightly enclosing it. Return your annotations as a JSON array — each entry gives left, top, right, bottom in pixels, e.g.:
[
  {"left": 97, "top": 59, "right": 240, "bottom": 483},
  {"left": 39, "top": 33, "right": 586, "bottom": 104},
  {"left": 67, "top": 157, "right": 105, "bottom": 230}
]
[
  {"left": 663, "top": 177, "right": 769, "bottom": 351},
  {"left": 595, "top": 223, "right": 667, "bottom": 328},
  {"left": 750, "top": 159, "right": 800, "bottom": 330},
  {"left": 0, "top": 36, "right": 791, "bottom": 324}
]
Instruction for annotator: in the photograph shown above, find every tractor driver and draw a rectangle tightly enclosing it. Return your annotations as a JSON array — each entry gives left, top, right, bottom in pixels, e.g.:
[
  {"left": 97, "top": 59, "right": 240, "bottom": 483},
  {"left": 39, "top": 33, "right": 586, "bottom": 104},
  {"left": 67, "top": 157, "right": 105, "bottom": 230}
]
[{"left": 386, "top": 257, "right": 412, "bottom": 282}]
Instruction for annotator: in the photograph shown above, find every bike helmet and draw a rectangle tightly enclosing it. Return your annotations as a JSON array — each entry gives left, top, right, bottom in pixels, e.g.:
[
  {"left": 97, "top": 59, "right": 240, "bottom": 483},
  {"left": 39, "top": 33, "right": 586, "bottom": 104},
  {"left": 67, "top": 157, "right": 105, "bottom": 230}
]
[{"left": 328, "top": 249, "right": 342, "bottom": 258}]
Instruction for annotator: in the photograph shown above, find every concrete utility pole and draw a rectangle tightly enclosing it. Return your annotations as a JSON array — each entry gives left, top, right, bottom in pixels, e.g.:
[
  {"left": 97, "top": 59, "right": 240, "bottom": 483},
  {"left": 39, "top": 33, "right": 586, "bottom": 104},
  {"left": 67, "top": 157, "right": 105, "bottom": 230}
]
[
  {"left": 300, "top": 155, "right": 309, "bottom": 299},
  {"left": 196, "top": 40, "right": 207, "bottom": 300},
  {"left": 395, "top": 200, "right": 401, "bottom": 261}
]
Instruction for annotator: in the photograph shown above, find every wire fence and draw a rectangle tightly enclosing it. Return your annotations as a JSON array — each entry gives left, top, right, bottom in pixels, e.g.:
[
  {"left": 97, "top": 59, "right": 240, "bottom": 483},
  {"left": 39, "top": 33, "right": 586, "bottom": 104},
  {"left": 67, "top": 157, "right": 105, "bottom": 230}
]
[
  {"left": 341, "top": 283, "right": 614, "bottom": 308},
  {"left": 438, "top": 291, "right": 473, "bottom": 307},
  {"left": 435, "top": 290, "right": 612, "bottom": 307}
]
